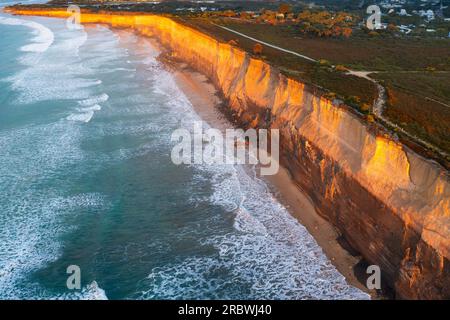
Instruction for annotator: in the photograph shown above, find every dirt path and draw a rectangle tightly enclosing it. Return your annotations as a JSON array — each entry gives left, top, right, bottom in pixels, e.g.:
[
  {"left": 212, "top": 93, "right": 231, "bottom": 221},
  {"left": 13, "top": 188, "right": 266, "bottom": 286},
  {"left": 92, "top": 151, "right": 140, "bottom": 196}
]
[
  {"left": 346, "top": 71, "right": 449, "bottom": 157},
  {"left": 214, "top": 24, "right": 384, "bottom": 112},
  {"left": 346, "top": 70, "right": 385, "bottom": 116},
  {"left": 213, "top": 24, "right": 317, "bottom": 62},
  {"left": 214, "top": 24, "right": 449, "bottom": 158}
]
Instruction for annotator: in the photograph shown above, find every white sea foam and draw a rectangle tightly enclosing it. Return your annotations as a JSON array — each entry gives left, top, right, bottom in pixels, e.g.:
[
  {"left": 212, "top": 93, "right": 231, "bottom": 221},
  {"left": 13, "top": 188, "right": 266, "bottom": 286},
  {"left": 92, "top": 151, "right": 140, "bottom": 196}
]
[
  {"left": 0, "top": 133, "right": 107, "bottom": 298},
  {"left": 77, "top": 29, "right": 128, "bottom": 69},
  {"left": 102, "top": 67, "right": 136, "bottom": 73},
  {"left": 57, "top": 281, "right": 108, "bottom": 300},
  {"left": 77, "top": 104, "right": 102, "bottom": 112},
  {"left": 69, "top": 102, "right": 103, "bottom": 123},
  {"left": 4, "top": 21, "right": 98, "bottom": 104},
  {"left": 0, "top": 17, "right": 122, "bottom": 299},
  {"left": 0, "top": 16, "right": 54, "bottom": 52},
  {"left": 139, "top": 160, "right": 370, "bottom": 299},
  {"left": 78, "top": 93, "right": 109, "bottom": 107},
  {"left": 0, "top": 142, "right": 106, "bottom": 297},
  {"left": 76, "top": 281, "right": 108, "bottom": 300},
  {"left": 0, "top": 20, "right": 369, "bottom": 299},
  {"left": 67, "top": 110, "right": 95, "bottom": 123},
  {"left": 52, "top": 30, "right": 87, "bottom": 56}
]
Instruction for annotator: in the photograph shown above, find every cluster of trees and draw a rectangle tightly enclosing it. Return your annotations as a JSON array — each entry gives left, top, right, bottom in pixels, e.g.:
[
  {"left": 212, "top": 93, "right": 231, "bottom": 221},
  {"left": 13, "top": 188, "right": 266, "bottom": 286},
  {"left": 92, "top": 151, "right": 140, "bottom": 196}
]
[
  {"left": 209, "top": 3, "right": 294, "bottom": 24},
  {"left": 297, "top": 10, "right": 355, "bottom": 38},
  {"left": 213, "top": 7, "right": 356, "bottom": 38},
  {"left": 200, "top": 3, "right": 357, "bottom": 39}
]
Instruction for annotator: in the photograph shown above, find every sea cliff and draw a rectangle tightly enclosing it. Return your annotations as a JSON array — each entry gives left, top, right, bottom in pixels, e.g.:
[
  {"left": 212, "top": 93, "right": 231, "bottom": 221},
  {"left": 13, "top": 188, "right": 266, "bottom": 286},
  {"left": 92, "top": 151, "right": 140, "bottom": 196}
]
[{"left": 6, "top": 8, "right": 450, "bottom": 299}]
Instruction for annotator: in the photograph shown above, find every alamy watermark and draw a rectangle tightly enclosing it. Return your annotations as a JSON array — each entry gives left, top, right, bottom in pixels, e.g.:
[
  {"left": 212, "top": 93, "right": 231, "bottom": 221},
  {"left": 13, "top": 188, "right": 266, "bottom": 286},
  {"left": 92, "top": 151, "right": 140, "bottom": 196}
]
[
  {"left": 66, "top": 5, "right": 82, "bottom": 30},
  {"left": 66, "top": 265, "right": 81, "bottom": 290},
  {"left": 366, "top": 265, "right": 381, "bottom": 290},
  {"left": 171, "top": 121, "right": 280, "bottom": 176},
  {"left": 366, "top": 5, "right": 382, "bottom": 30}
]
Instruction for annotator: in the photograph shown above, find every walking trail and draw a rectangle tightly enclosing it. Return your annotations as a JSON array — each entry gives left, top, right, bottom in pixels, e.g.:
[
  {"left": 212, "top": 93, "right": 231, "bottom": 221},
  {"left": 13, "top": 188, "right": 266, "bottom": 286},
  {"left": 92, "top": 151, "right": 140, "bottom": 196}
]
[{"left": 214, "top": 23, "right": 449, "bottom": 158}]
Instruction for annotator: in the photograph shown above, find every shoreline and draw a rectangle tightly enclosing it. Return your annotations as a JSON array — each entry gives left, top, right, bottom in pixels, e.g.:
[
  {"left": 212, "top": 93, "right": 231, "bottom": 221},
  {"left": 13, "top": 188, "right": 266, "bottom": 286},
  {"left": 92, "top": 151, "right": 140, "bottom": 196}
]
[
  {"left": 6, "top": 3, "right": 448, "bottom": 171},
  {"left": 3, "top": 7, "right": 450, "bottom": 300},
  {"left": 164, "top": 54, "right": 375, "bottom": 298}
]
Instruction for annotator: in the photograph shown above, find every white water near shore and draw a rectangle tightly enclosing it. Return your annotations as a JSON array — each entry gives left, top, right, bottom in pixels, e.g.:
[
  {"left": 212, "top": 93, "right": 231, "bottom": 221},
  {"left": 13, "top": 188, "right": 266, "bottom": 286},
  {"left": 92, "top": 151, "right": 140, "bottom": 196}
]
[
  {"left": 0, "top": 15, "right": 54, "bottom": 52},
  {"left": 0, "top": 15, "right": 113, "bottom": 299}
]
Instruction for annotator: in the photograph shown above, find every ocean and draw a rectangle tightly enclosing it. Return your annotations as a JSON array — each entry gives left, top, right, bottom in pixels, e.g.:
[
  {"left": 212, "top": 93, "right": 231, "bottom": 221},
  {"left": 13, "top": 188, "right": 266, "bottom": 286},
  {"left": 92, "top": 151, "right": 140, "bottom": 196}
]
[{"left": 0, "top": 4, "right": 369, "bottom": 299}]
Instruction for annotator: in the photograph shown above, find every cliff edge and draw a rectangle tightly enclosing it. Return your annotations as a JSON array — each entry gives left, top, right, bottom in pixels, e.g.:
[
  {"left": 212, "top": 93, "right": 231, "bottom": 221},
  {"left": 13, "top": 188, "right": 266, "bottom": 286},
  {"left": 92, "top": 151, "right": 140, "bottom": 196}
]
[{"left": 6, "top": 8, "right": 450, "bottom": 299}]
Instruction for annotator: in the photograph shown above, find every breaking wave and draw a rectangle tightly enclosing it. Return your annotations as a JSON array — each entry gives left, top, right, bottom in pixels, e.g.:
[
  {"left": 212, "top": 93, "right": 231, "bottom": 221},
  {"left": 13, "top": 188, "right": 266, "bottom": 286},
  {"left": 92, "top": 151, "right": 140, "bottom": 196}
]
[{"left": 0, "top": 16, "right": 54, "bottom": 52}]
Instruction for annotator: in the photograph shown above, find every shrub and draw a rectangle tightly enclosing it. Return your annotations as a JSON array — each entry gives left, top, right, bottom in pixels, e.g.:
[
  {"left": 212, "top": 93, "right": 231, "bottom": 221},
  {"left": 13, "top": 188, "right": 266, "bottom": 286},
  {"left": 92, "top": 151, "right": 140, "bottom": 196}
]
[
  {"left": 324, "top": 92, "right": 337, "bottom": 100},
  {"left": 253, "top": 43, "right": 263, "bottom": 55},
  {"left": 342, "top": 27, "right": 353, "bottom": 38},
  {"left": 222, "top": 10, "right": 237, "bottom": 18},
  {"left": 318, "top": 59, "right": 331, "bottom": 66},
  {"left": 360, "top": 103, "right": 371, "bottom": 113},
  {"left": 278, "top": 3, "right": 292, "bottom": 14},
  {"left": 335, "top": 65, "right": 348, "bottom": 72}
]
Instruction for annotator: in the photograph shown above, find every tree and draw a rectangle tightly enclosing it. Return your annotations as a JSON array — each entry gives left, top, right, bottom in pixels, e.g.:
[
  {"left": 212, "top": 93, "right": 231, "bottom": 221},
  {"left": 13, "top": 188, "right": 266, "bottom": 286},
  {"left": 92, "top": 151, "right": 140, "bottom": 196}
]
[
  {"left": 278, "top": 3, "right": 292, "bottom": 15},
  {"left": 342, "top": 27, "right": 353, "bottom": 38},
  {"left": 335, "top": 65, "right": 348, "bottom": 72},
  {"left": 253, "top": 43, "right": 263, "bottom": 55},
  {"left": 360, "top": 103, "right": 371, "bottom": 113}
]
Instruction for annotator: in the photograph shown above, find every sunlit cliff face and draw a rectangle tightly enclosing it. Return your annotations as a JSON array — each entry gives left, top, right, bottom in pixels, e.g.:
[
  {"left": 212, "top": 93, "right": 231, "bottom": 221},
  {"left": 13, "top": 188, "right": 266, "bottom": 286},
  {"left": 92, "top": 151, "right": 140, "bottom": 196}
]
[
  {"left": 6, "top": 8, "right": 450, "bottom": 296},
  {"left": 364, "top": 137, "right": 411, "bottom": 189}
]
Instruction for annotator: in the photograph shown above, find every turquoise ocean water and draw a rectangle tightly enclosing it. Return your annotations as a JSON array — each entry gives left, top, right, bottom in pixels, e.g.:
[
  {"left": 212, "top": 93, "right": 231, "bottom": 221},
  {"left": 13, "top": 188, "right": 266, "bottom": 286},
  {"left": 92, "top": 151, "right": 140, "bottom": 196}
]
[{"left": 0, "top": 4, "right": 369, "bottom": 299}]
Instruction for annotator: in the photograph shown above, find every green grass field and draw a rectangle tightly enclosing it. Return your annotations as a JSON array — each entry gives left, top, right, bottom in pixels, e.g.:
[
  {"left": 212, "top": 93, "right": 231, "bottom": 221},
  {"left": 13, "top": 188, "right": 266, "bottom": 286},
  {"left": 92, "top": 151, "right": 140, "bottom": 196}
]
[
  {"left": 375, "top": 72, "right": 450, "bottom": 154},
  {"left": 215, "top": 21, "right": 450, "bottom": 72},
  {"left": 180, "top": 17, "right": 450, "bottom": 157}
]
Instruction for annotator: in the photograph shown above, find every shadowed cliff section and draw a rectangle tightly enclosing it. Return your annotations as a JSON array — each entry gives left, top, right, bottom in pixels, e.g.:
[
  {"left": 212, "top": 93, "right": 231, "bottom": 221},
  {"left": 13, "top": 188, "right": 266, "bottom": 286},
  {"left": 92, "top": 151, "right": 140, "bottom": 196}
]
[{"left": 5, "top": 7, "right": 450, "bottom": 299}]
